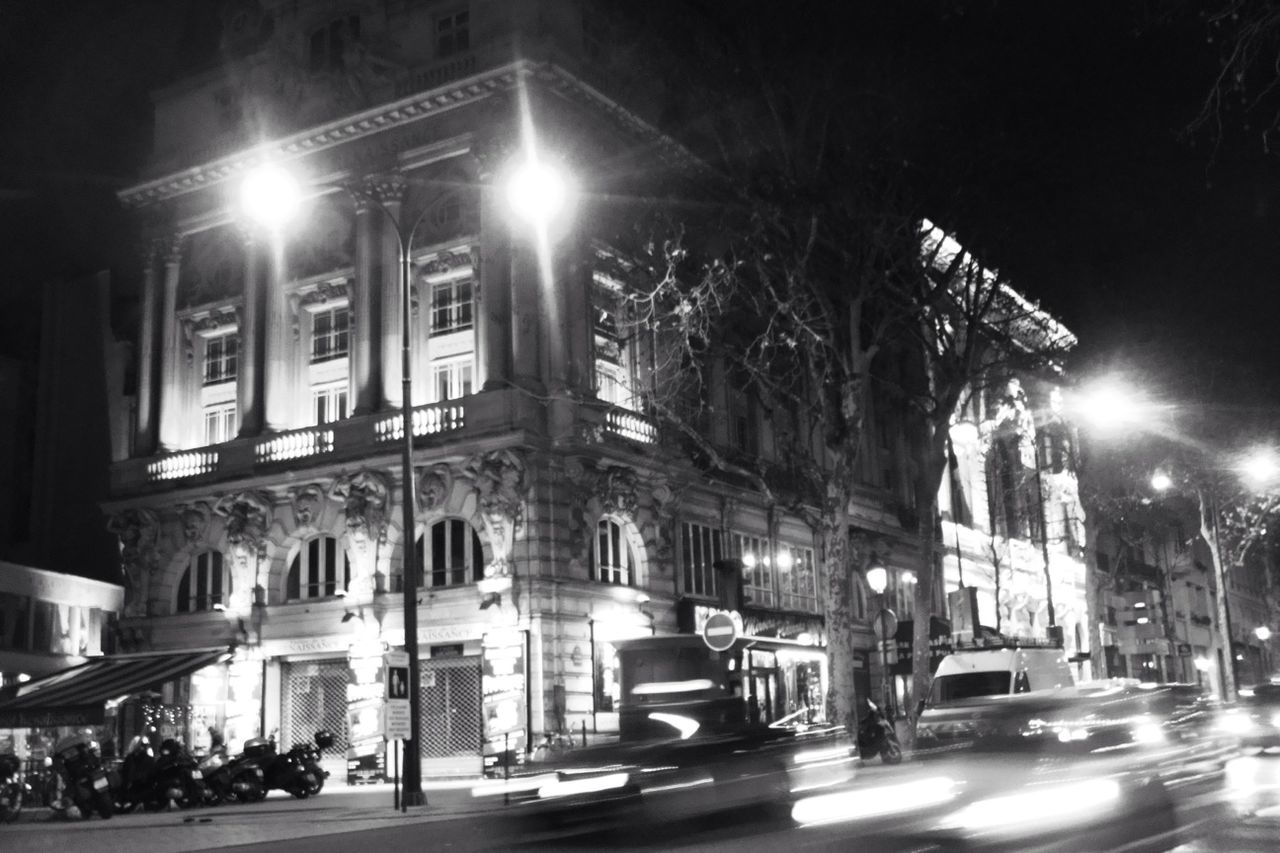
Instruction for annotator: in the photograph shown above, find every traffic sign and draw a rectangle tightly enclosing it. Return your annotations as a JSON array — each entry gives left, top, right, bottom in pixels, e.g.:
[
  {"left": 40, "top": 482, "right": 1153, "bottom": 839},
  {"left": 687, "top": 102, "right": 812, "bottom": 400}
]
[{"left": 702, "top": 611, "right": 737, "bottom": 652}]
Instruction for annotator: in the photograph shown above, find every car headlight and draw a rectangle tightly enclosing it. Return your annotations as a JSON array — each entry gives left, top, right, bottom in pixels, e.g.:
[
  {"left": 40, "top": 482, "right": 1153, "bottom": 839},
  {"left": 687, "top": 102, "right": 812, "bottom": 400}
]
[
  {"left": 537, "top": 772, "right": 630, "bottom": 800},
  {"left": 1220, "top": 713, "right": 1257, "bottom": 735},
  {"left": 937, "top": 777, "right": 1122, "bottom": 833}
]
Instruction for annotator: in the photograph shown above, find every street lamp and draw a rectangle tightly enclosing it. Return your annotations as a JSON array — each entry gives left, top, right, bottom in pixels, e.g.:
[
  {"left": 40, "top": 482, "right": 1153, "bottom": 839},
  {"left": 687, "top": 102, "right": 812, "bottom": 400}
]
[
  {"left": 865, "top": 565, "right": 897, "bottom": 719},
  {"left": 240, "top": 161, "right": 435, "bottom": 807}
]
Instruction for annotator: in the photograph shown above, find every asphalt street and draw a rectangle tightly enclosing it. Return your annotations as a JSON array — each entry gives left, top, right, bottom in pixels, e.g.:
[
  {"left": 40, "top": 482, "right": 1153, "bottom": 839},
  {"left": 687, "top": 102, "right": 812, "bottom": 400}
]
[{"left": 6, "top": 755, "right": 1280, "bottom": 853}]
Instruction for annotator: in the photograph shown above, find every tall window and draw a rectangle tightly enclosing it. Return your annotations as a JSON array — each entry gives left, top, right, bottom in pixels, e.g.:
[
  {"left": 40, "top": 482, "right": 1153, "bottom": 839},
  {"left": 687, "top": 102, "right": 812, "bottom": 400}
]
[
  {"left": 313, "top": 381, "right": 348, "bottom": 425},
  {"left": 431, "top": 356, "right": 473, "bottom": 402},
  {"left": 309, "top": 15, "right": 359, "bottom": 72},
  {"left": 176, "top": 550, "right": 230, "bottom": 613},
  {"left": 430, "top": 279, "right": 473, "bottom": 335},
  {"left": 594, "top": 518, "right": 634, "bottom": 585},
  {"left": 680, "top": 521, "right": 722, "bottom": 597},
  {"left": 311, "top": 307, "right": 349, "bottom": 363},
  {"left": 204, "top": 402, "right": 237, "bottom": 445},
  {"left": 399, "top": 518, "right": 483, "bottom": 590},
  {"left": 435, "top": 8, "right": 470, "bottom": 57},
  {"left": 778, "top": 546, "right": 818, "bottom": 612},
  {"left": 733, "top": 533, "right": 774, "bottom": 607},
  {"left": 204, "top": 334, "right": 237, "bottom": 385},
  {"left": 286, "top": 536, "right": 350, "bottom": 600}
]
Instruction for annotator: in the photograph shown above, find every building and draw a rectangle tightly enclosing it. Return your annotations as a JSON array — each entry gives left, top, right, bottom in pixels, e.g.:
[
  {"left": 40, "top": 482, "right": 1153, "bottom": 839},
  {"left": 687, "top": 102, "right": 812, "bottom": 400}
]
[{"left": 0, "top": 2, "right": 1088, "bottom": 782}]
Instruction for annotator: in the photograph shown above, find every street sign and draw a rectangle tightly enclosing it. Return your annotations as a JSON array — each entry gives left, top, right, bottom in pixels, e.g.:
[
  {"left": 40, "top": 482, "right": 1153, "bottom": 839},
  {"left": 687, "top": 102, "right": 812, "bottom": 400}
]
[
  {"left": 872, "top": 609, "right": 898, "bottom": 642},
  {"left": 384, "top": 700, "right": 411, "bottom": 740},
  {"left": 702, "top": 611, "right": 737, "bottom": 652}
]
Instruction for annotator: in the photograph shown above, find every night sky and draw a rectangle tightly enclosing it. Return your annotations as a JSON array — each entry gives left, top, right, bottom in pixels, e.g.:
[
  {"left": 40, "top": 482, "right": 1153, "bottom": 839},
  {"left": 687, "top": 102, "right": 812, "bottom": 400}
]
[{"left": 2, "top": 1, "right": 1278, "bottom": 413}]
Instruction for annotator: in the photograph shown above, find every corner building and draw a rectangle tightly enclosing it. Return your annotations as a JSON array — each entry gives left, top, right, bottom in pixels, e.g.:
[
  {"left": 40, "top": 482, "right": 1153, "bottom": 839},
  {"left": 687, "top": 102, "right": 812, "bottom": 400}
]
[{"left": 104, "top": 1, "right": 836, "bottom": 781}]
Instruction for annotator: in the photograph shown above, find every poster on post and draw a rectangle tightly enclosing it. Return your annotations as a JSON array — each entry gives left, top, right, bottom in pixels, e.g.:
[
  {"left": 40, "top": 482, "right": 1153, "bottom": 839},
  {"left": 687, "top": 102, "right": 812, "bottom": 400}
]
[{"left": 481, "top": 629, "right": 526, "bottom": 775}]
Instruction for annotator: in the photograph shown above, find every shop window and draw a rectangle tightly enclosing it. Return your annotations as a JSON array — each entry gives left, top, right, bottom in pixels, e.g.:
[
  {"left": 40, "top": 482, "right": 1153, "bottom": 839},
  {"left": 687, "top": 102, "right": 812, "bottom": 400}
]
[
  {"left": 778, "top": 545, "right": 818, "bottom": 613},
  {"left": 177, "top": 550, "right": 230, "bottom": 613},
  {"left": 593, "top": 517, "right": 634, "bottom": 585},
  {"left": 733, "top": 532, "right": 774, "bottom": 608},
  {"left": 287, "top": 536, "right": 350, "bottom": 600}
]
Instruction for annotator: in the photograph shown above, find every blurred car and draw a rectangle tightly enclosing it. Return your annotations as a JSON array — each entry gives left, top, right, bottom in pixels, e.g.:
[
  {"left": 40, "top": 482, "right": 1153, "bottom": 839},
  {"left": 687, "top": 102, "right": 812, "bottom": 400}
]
[{"left": 1220, "top": 683, "right": 1280, "bottom": 752}]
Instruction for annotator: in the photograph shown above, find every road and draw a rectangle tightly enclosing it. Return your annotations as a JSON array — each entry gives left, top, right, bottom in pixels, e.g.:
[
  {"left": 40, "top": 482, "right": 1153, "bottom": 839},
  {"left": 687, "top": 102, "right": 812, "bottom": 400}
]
[{"left": 7, "top": 754, "right": 1280, "bottom": 853}]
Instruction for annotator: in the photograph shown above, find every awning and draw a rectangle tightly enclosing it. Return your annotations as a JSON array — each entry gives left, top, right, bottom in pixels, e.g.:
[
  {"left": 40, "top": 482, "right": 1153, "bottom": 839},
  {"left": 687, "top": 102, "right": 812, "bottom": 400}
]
[{"left": 0, "top": 647, "right": 232, "bottom": 728}]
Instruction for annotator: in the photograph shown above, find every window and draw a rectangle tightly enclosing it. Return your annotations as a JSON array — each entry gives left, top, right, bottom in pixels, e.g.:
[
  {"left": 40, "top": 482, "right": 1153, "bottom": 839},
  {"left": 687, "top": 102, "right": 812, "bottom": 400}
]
[
  {"left": 593, "top": 299, "right": 636, "bottom": 411},
  {"left": 595, "top": 360, "right": 634, "bottom": 410},
  {"left": 393, "top": 518, "right": 484, "bottom": 591},
  {"left": 204, "top": 334, "right": 237, "bottom": 385},
  {"left": 310, "top": 15, "right": 360, "bottom": 72},
  {"left": 311, "top": 306, "right": 349, "bottom": 363},
  {"left": 204, "top": 402, "right": 237, "bottom": 445},
  {"left": 430, "top": 279, "right": 473, "bottom": 335},
  {"left": 594, "top": 518, "right": 634, "bottom": 585},
  {"left": 435, "top": 9, "right": 469, "bottom": 57},
  {"left": 778, "top": 546, "right": 818, "bottom": 613},
  {"left": 431, "top": 356, "right": 473, "bottom": 402},
  {"left": 286, "top": 536, "right": 350, "bottom": 600},
  {"left": 733, "top": 533, "right": 774, "bottom": 607},
  {"left": 313, "top": 381, "right": 348, "bottom": 425},
  {"left": 680, "top": 521, "right": 722, "bottom": 597},
  {"left": 176, "top": 550, "right": 230, "bottom": 613}
]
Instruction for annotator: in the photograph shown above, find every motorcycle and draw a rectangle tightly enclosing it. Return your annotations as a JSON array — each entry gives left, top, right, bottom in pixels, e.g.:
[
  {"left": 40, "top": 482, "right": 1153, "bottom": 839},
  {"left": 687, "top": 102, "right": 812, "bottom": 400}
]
[
  {"left": 1, "top": 753, "right": 29, "bottom": 823},
  {"left": 114, "top": 737, "right": 209, "bottom": 811},
  {"left": 285, "top": 731, "right": 334, "bottom": 796},
  {"left": 196, "top": 746, "right": 236, "bottom": 805},
  {"left": 48, "top": 733, "right": 114, "bottom": 819},
  {"left": 858, "top": 699, "right": 903, "bottom": 764},
  {"left": 227, "top": 736, "right": 315, "bottom": 801}
]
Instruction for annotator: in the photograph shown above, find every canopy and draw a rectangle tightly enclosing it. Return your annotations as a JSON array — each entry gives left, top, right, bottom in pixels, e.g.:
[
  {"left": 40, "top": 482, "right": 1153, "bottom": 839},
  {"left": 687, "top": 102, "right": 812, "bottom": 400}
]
[{"left": 0, "top": 647, "right": 232, "bottom": 728}]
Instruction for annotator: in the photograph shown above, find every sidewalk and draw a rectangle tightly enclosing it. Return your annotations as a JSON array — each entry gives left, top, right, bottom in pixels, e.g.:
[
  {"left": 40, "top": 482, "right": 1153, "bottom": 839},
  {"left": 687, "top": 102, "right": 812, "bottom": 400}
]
[{"left": 2, "top": 779, "right": 498, "bottom": 853}]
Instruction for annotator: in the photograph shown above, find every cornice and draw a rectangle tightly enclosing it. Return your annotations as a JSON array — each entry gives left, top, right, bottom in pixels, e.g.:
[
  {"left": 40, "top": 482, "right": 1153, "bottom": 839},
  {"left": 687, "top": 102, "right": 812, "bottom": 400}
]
[{"left": 119, "top": 60, "right": 708, "bottom": 211}]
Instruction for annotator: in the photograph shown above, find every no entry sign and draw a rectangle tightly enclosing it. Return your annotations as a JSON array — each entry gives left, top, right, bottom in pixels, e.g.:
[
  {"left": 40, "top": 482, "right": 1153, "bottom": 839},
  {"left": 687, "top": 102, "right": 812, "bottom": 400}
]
[{"left": 702, "top": 611, "right": 738, "bottom": 652}]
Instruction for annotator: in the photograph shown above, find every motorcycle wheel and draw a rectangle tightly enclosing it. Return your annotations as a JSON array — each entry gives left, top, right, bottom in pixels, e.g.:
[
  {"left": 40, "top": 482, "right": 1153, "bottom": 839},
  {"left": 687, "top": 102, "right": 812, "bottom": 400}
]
[
  {"left": 288, "top": 782, "right": 311, "bottom": 799},
  {"left": 0, "top": 784, "right": 22, "bottom": 823},
  {"left": 307, "top": 769, "right": 324, "bottom": 796},
  {"left": 880, "top": 738, "right": 903, "bottom": 765},
  {"left": 232, "top": 774, "right": 265, "bottom": 803},
  {"left": 95, "top": 790, "right": 114, "bottom": 820}
]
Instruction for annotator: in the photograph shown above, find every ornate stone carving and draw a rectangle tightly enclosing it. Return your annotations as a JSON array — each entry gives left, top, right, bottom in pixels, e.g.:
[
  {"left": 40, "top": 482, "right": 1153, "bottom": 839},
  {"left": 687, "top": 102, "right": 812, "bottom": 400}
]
[
  {"left": 596, "top": 465, "right": 639, "bottom": 520},
  {"left": 331, "top": 470, "right": 390, "bottom": 546},
  {"left": 107, "top": 509, "right": 161, "bottom": 618},
  {"left": 192, "top": 308, "right": 239, "bottom": 333},
  {"left": 461, "top": 450, "right": 528, "bottom": 578},
  {"left": 299, "top": 278, "right": 352, "bottom": 308},
  {"left": 366, "top": 174, "right": 407, "bottom": 206},
  {"left": 419, "top": 249, "right": 472, "bottom": 276},
  {"left": 214, "top": 491, "right": 273, "bottom": 566},
  {"left": 289, "top": 483, "right": 326, "bottom": 529},
  {"left": 417, "top": 464, "right": 453, "bottom": 513},
  {"left": 175, "top": 501, "right": 212, "bottom": 546}
]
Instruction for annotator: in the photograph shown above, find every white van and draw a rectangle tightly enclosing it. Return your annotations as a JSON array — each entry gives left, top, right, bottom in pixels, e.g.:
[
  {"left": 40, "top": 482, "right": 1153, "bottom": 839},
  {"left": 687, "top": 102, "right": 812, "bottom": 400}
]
[{"left": 926, "top": 645, "right": 1074, "bottom": 707}]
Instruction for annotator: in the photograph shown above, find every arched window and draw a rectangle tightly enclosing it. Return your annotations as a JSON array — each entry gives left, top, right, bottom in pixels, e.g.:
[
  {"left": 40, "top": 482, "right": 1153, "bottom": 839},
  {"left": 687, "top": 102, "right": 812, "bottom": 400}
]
[
  {"left": 393, "top": 518, "right": 483, "bottom": 591},
  {"left": 176, "top": 550, "right": 230, "bottom": 613},
  {"left": 287, "top": 536, "right": 350, "bottom": 601},
  {"left": 593, "top": 518, "right": 634, "bottom": 585}
]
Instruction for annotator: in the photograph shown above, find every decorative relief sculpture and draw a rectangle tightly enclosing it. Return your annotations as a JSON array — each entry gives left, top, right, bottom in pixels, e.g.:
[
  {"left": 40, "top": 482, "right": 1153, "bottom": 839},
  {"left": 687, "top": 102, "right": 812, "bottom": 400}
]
[
  {"left": 331, "top": 470, "right": 390, "bottom": 601},
  {"left": 461, "top": 450, "right": 528, "bottom": 578},
  {"left": 213, "top": 491, "right": 273, "bottom": 614},
  {"left": 596, "top": 465, "right": 639, "bottom": 520},
  {"left": 175, "top": 501, "right": 211, "bottom": 546},
  {"left": 417, "top": 464, "right": 453, "bottom": 513},
  {"left": 107, "top": 509, "right": 161, "bottom": 618},
  {"left": 289, "top": 483, "right": 327, "bottom": 529}
]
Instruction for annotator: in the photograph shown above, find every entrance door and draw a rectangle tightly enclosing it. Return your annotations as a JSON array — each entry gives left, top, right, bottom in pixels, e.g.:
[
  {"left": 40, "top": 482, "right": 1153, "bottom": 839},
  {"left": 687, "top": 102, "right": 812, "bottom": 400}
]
[
  {"left": 282, "top": 659, "right": 350, "bottom": 780},
  {"left": 419, "top": 656, "right": 482, "bottom": 776}
]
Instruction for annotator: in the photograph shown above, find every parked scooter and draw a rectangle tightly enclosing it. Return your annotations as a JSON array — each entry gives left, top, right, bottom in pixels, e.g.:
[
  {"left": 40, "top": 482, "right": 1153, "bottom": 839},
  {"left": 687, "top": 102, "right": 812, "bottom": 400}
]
[
  {"left": 197, "top": 745, "right": 236, "bottom": 804},
  {"left": 858, "top": 699, "right": 903, "bottom": 764},
  {"left": 114, "top": 736, "right": 209, "bottom": 811},
  {"left": 48, "top": 733, "right": 114, "bottom": 819},
  {"left": 227, "top": 736, "right": 316, "bottom": 800},
  {"left": 0, "top": 753, "right": 29, "bottom": 823}
]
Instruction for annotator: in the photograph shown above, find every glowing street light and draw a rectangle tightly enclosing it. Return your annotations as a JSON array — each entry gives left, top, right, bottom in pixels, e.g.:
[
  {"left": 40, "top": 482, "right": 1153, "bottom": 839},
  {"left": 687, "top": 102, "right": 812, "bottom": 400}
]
[
  {"left": 864, "top": 564, "right": 896, "bottom": 718},
  {"left": 866, "top": 565, "right": 888, "bottom": 595},
  {"left": 1256, "top": 626, "right": 1272, "bottom": 642},
  {"left": 1239, "top": 447, "right": 1280, "bottom": 490},
  {"left": 1150, "top": 471, "right": 1173, "bottom": 492},
  {"left": 505, "top": 157, "right": 570, "bottom": 227},
  {"left": 1068, "top": 377, "right": 1151, "bottom": 435},
  {"left": 240, "top": 163, "right": 303, "bottom": 230}
]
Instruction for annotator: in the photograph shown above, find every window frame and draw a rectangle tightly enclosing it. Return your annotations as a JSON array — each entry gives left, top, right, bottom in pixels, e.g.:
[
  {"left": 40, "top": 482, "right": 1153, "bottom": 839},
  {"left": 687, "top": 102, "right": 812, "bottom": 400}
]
[
  {"left": 435, "top": 8, "right": 470, "bottom": 58},
  {"left": 310, "top": 305, "right": 350, "bottom": 364},
  {"left": 203, "top": 401, "right": 238, "bottom": 446},
  {"left": 176, "top": 550, "right": 230, "bottom": 613},
  {"left": 286, "top": 536, "right": 350, "bottom": 601},
  {"left": 203, "top": 332, "right": 238, "bottom": 386},
  {"left": 680, "top": 521, "right": 722, "bottom": 598},
  {"left": 593, "top": 517, "right": 634, "bottom": 586}
]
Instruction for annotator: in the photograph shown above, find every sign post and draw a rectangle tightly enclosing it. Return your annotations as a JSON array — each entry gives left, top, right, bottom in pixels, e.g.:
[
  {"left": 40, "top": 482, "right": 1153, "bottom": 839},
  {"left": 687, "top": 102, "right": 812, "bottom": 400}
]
[{"left": 384, "top": 650, "right": 411, "bottom": 811}]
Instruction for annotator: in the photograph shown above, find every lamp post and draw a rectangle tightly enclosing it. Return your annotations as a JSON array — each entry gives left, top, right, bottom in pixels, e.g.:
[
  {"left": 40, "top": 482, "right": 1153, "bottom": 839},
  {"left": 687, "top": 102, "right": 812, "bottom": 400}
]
[
  {"left": 241, "top": 163, "right": 434, "bottom": 806},
  {"left": 865, "top": 565, "right": 897, "bottom": 719}
]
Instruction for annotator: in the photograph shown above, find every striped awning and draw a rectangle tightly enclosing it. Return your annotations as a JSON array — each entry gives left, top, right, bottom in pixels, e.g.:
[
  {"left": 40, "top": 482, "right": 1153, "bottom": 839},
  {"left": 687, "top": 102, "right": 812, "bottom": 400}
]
[{"left": 0, "top": 647, "right": 232, "bottom": 728}]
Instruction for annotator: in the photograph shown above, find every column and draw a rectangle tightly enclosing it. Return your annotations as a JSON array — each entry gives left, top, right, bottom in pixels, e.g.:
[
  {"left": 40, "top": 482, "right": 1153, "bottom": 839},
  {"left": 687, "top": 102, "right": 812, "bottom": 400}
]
[
  {"left": 351, "top": 194, "right": 380, "bottom": 414},
  {"left": 263, "top": 236, "right": 294, "bottom": 432},
  {"left": 510, "top": 240, "right": 543, "bottom": 392},
  {"left": 373, "top": 175, "right": 407, "bottom": 410},
  {"left": 237, "top": 227, "right": 265, "bottom": 437},
  {"left": 134, "top": 239, "right": 161, "bottom": 455},
  {"left": 157, "top": 234, "right": 185, "bottom": 452},
  {"left": 476, "top": 170, "right": 512, "bottom": 390}
]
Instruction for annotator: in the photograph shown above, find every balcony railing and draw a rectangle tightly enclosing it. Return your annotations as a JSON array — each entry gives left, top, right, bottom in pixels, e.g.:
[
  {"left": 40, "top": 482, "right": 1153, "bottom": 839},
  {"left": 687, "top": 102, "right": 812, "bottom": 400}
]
[
  {"left": 256, "top": 427, "right": 335, "bottom": 464},
  {"left": 374, "top": 404, "right": 465, "bottom": 442},
  {"left": 147, "top": 450, "right": 219, "bottom": 481},
  {"left": 605, "top": 408, "right": 657, "bottom": 444}
]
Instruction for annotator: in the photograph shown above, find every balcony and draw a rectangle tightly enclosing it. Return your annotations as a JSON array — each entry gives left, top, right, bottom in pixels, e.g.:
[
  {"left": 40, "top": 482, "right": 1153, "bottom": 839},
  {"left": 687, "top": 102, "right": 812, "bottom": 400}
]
[{"left": 114, "top": 401, "right": 468, "bottom": 493}]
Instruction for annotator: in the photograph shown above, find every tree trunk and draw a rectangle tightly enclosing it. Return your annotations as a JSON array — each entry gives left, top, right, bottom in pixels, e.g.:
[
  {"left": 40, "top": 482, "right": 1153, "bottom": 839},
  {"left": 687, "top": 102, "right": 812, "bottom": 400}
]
[
  {"left": 820, "top": 488, "right": 860, "bottom": 738},
  {"left": 908, "top": 429, "right": 950, "bottom": 748},
  {"left": 1199, "top": 489, "right": 1236, "bottom": 701}
]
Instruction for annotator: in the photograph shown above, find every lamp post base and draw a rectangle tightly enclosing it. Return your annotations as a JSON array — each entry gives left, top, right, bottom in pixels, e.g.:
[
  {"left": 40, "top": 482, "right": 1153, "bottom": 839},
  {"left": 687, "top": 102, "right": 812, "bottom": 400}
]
[{"left": 402, "top": 789, "right": 427, "bottom": 807}]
